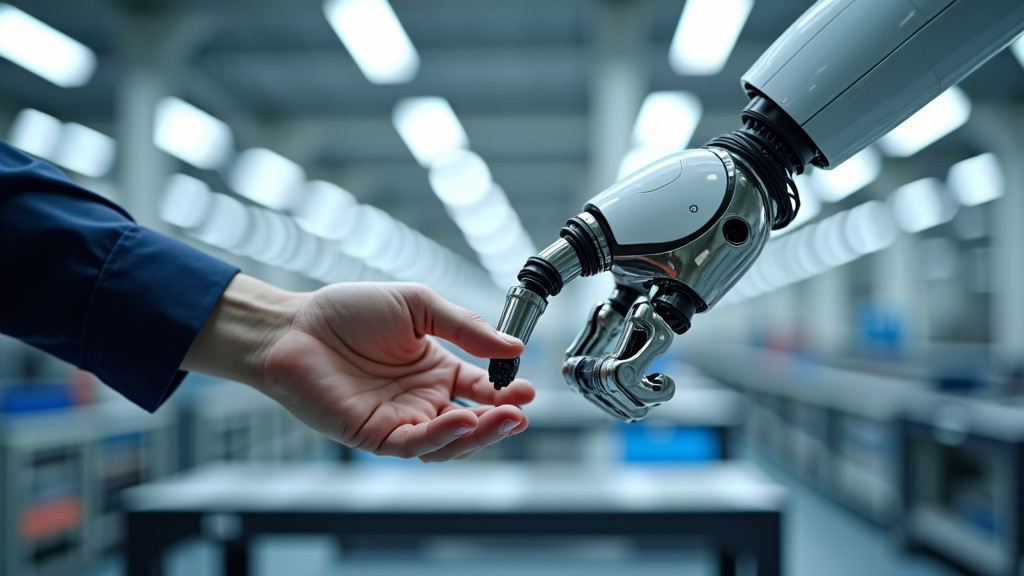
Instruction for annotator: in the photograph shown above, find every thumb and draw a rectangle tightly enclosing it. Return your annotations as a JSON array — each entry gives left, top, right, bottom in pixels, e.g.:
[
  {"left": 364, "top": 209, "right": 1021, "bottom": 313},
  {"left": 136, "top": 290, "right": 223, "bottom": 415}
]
[{"left": 413, "top": 287, "right": 524, "bottom": 359}]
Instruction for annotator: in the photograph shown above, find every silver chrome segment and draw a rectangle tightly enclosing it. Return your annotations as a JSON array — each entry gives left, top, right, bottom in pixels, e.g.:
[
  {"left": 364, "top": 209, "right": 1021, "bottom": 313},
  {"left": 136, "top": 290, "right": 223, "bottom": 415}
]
[
  {"left": 575, "top": 211, "right": 613, "bottom": 272},
  {"left": 609, "top": 151, "right": 773, "bottom": 310},
  {"left": 538, "top": 237, "right": 584, "bottom": 286},
  {"left": 564, "top": 298, "right": 628, "bottom": 361},
  {"left": 706, "top": 146, "right": 736, "bottom": 182},
  {"left": 562, "top": 301, "right": 676, "bottom": 422},
  {"left": 494, "top": 286, "right": 547, "bottom": 345}
]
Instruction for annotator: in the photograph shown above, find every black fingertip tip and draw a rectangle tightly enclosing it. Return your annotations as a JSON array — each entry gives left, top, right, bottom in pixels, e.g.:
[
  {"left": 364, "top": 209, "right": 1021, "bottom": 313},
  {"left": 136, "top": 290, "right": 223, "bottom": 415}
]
[{"left": 488, "top": 357, "right": 520, "bottom": 390}]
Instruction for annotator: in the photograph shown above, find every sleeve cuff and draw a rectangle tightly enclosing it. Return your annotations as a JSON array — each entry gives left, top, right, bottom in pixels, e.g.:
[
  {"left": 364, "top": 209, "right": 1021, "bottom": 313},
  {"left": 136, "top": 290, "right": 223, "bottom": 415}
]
[{"left": 82, "top": 226, "right": 240, "bottom": 412}]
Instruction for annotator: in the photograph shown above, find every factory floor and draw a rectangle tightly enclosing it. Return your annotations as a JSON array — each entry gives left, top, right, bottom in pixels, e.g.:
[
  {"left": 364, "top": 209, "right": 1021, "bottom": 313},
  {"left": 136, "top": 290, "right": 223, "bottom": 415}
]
[{"left": 82, "top": 448, "right": 964, "bottom": 576}]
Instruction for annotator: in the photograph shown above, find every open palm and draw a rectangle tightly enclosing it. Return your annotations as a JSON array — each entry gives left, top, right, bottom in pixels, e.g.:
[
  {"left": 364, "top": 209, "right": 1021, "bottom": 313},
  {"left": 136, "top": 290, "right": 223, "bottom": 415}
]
[{"left": 260, "top": 282, "right": 535, "bottom": 461}]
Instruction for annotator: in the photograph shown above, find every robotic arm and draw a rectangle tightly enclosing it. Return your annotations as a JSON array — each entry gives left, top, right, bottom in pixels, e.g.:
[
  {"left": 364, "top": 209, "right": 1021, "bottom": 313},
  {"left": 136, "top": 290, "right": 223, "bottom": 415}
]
[{"left": 490, "top": 0, "right": 1024, "bottom": 421}]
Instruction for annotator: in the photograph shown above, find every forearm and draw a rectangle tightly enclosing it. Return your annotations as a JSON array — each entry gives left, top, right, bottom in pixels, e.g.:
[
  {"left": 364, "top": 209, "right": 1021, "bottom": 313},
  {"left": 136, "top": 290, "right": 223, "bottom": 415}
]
[{"left": 182, "top": 274, "right": 303, "bottom": 387}]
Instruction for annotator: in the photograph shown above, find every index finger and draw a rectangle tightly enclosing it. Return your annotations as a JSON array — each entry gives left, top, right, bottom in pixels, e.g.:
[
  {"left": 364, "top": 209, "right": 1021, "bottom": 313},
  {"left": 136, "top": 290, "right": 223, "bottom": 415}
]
[{"left": 403, "top": 285, "right": 524, "bottom": 359}]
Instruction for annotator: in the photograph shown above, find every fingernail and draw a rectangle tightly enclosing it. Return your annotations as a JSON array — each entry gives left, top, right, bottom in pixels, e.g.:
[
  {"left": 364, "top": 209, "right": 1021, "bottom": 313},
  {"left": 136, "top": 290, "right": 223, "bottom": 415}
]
[
  {"left": 499, "top": 419, "right": 518, "bottom": 434},
  {"left": 454, "top": 425, "right": 474, "bottom": 437}
]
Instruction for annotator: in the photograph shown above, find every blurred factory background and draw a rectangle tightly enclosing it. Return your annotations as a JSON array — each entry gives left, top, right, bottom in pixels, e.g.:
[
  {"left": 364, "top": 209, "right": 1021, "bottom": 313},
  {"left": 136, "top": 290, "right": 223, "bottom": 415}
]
[{"left": 1, "top": 0, "right": 1024, "bottom": 575}]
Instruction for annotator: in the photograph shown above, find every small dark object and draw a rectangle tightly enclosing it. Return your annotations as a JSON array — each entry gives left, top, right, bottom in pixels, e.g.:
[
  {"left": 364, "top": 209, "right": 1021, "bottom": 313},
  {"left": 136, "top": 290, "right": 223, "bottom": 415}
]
[{"left": 488, "top": 357, "right": 520, "bottom": 390}]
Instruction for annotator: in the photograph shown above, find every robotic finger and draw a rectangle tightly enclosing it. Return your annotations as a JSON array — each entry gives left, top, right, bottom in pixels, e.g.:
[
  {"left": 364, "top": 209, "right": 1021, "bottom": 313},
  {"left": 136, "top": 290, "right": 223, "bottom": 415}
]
[{"left": 563, "top": 297, "right": 676, "bottom": 422}]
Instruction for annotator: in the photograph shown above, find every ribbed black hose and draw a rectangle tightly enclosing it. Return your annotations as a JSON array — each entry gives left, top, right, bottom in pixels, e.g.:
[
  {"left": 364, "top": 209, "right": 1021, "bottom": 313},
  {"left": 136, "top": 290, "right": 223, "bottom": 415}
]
[{"left": 705, "top": 129, "right": 801, "bottom": 230}]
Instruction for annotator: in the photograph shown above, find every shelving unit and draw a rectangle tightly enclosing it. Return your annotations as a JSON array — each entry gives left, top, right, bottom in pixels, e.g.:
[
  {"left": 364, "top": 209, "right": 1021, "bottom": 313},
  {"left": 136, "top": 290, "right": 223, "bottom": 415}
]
[
  {"left": 185, "top": 382, "right": 328, "bottom": 467},
  {"left": 2, "top": 432, "right": 89, "bottom": 576},
  {"left": 89, "top": 402, "right": 176, "bottom": 553},
  {"left": 0, "top": 379, "right": 336, "bottom": 576},
  {"left": 0, "top": 401, "right": 174, "bottom": 576},
  {"left": 689, "top": 343, "right": 914, "bottom": 526},
  {"left": 690, "top": 341, "right": 1024, "bottom": 576},
  {"left": 901, "top": 393, "right": 1024, "bottom": 576}
]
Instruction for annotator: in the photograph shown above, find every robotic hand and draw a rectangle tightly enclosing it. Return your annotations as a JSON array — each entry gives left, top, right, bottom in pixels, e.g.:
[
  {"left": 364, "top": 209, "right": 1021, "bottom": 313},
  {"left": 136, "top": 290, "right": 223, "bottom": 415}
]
[
  {"left": 487, "top": 105, "right": 805, "bottom": 422},
  {"left": 489, "top": 0, "right": 1024, "bottom": 422}
]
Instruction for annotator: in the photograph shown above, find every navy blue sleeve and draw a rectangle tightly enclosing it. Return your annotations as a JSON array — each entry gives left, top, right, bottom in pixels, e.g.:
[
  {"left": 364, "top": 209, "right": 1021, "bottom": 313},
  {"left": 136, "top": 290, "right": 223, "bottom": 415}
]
[{"left": 0, "top": 140, "right": 240, "bottom": 412}]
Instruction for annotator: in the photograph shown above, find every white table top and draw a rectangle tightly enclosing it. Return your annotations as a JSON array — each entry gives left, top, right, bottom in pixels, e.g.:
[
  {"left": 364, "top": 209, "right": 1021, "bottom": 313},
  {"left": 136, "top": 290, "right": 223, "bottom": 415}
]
[{"left": 123, "top": 461, "right": 785, "bottom": 514}]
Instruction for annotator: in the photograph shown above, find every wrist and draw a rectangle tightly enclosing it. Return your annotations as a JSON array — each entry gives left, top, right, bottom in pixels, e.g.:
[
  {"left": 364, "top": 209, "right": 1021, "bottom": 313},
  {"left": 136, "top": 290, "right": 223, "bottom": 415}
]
[{"left": 182, "top": 273, "right": 303, "bottom": 387}]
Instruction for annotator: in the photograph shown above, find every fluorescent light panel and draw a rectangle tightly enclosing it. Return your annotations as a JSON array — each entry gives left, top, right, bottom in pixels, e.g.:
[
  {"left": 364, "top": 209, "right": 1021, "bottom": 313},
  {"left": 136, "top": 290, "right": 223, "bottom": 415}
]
[
  {"left": 844, "top": 200, "right": 895, "bottom": 255},
  {"left": 0, "top": 4, "right": 96, "bottom": 87},
  {"left": 160, "top": 174, "right": 213, "bottom": 229},
  {"left": 810, "top": 147, "right": 882, "bottom": 202},
  {"left": 153, "top": 97, "right": 234, "bottom": 170},
  {"left": 878, "top": 87, "right": 971, "bottom": 157},
  {"left": 280, "top": 229, "right": 323, "bottom": 274},
  {"left": 323, "top": 0, "right": 419, "bottom": 84},
  {"left": 245, "top": 210, "right": 294, "bottom": 265},
  {"left": 52, "top": 122, "right": 116, "bottom": 178},
  {"left": 947, "top": 152, "right": 1004, "bottom": 206},
  {"left": 618, "top": 89, "right": 703, "bottom": 181},
  {"left": 447, "top": 184, "right": 513, "bottom": 238},
  {"left": 728, "top": 199, "right": 897, "bottom": 301},
  {"left": 8, "top": 108, "right": 115, "bottom": 177},
  {"left": 792, "top": 224, "right": 828, "bottom": 278},
  {"left": 813, "top": 212, "right": 857, "bottom": 268},
  {"left": 338, "top": 205, "right": 399, "bottom": 260},
  {"left": 193, "top": 192, "right": 250, "bottom": 252},
  {"left": 293, "top": 180, "right": 359, "bottom": 240},
  {"left": 393, "top": 97, "right": 469, "bottom": 167},
  {"left": 632, "top": 91, "right": 702, "bottom": 150},
  {"left": 479, "top": 232, "right": 535, "bottom": 287},
  {"left": 373, "top": 223, "right": 420, "bottom": 275},
  {"left": 428, "top": 149, "right": 492, "bottom": 207},
  {"left": 669, "top": 0, "right": 753, "bottom": 75},
  {"left": 228, "top": 147, "right": 306, "bottom": 211},
  {"left": 891, "top": 177, "right": 949, "bottom": 233},
  {"left": 7, "top": 108, "right": 62, "bottom": 158},
  {"left": 464, "top": 213, "right": 527, "bottom": 256}
]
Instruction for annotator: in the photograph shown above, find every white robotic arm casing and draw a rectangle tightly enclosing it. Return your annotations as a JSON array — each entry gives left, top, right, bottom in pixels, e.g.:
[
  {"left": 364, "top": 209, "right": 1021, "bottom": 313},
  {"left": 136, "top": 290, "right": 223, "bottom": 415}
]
[
  {"left": 586, "top": 150, "right": 727, "bottom": 247},
  {"left": 743, "top": 0, "right": 1024, "bottom": 168}
]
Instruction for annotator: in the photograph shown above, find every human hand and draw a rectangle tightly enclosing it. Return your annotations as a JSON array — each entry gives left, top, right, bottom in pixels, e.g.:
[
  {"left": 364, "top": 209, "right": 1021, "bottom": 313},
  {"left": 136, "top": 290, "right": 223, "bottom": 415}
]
[{"left": 183, "top": 275, "right": 535, "bottom": 461}]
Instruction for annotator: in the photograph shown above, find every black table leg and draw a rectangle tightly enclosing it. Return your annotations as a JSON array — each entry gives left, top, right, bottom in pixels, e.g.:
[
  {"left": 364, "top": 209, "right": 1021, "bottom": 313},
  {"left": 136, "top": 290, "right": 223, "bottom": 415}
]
[
  {"left": 125, "top": 511, "right": 202, "bottom": 576},
  {"left": 718, "top": 550, "right": 737, "bottom": 576},
  {"left": 752, "top": 516, "right": 782, "bottom": 576},
  {"left": 224, "top": 538, "right": 250, "bottom": 576}
]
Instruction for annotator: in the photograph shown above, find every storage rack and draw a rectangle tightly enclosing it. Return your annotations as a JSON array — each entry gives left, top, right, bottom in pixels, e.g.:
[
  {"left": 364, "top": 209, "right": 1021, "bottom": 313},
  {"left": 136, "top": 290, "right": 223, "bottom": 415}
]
[{"left": 689, "top": 342, "right": 1024, "bottom": 576}]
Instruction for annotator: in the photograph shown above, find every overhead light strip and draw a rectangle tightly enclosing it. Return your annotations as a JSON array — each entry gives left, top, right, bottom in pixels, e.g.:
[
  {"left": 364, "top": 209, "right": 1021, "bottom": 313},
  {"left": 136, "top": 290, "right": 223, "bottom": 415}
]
[
  {"left": 393, "top": 97, "right": 537, "bottom": 287},
  {"left": 228, "top": 147, "right": 307, "bottom": 211},
  {"left": 323, "top": 0, "right": 420, "bottom": 85},
  {"left": 669, "top": 0, "right": 753, "bottom": 76},
  {"left": 618, "top": 90, "right": 703, "bottom": 180},
  {"left": 728, "top": 200, "right": 896, "bottom": 303},
  {"left": 808, "top": 147, "right": 883, "bottom": 203},
  {"left": 878, "top": 86, "right": 971, "bottom": 157},
  {"left": 0, "top": 3, "right": 96, "bottom": 87},
  {"left": 947, "top": 152, "right": 1004, "bottom": 207},
  {"left": 153, "top": 97, "right": 235, "bottom": 171},
  {"left": 393, "top": 96, "right": 469, "bottom": 168},
  {"left": 7, "top": 108, "right": 115, "bottom": 178}
]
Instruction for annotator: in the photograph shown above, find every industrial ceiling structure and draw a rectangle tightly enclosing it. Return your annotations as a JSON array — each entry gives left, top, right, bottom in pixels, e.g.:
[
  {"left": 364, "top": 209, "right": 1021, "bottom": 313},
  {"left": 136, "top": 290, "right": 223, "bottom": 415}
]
[{"left": 2, "top": 0, "right": 1023, "bottom": 305}]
